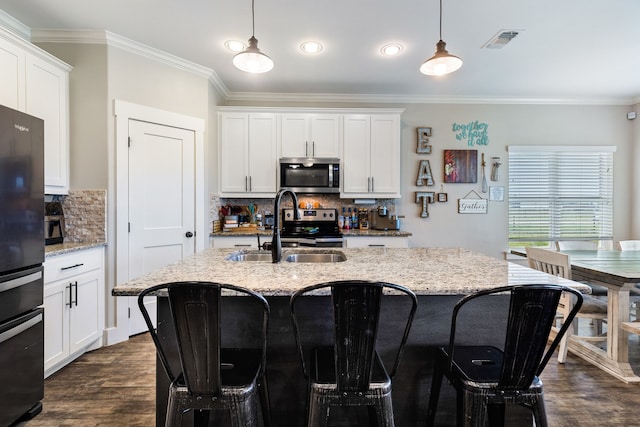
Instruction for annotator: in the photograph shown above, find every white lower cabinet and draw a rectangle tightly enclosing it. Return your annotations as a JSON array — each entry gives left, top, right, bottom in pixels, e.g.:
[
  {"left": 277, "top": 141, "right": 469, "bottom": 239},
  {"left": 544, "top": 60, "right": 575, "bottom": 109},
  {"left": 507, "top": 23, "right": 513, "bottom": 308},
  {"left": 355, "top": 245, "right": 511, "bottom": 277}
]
[
  {"left": 344, "top": 236, "right": 409, "bottom": 248},
  {"left": 43, "top": 247, "right": 104, "bottom": 377}
]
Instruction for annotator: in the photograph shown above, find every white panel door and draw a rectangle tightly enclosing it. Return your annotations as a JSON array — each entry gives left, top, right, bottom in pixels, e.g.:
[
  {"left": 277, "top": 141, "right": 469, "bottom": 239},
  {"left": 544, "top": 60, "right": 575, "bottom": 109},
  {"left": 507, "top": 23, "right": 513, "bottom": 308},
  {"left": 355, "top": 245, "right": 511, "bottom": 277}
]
[{"left": 127, "top": 119, "right": 196, "bottom": 335}]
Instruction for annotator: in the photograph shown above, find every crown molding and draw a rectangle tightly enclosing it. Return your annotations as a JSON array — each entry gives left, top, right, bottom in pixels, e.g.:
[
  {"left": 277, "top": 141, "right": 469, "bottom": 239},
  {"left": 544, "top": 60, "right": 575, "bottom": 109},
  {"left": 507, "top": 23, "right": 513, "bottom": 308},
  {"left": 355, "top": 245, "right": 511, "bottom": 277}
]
[
  {"left": 30, "top": 29, "right": 215, "bottom": 80},
  {"left": 0, "top": 9, "right": 31, "bottom": 40},
  {"left": 223, "top": 91, "right": 636, "bottom": 106}
]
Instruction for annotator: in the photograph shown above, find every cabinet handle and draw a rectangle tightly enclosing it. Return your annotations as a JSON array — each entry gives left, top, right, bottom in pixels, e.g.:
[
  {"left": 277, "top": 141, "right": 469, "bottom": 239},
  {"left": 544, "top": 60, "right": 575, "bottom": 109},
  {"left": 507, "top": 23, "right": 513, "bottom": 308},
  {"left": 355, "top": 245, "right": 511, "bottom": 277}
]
[
  {"left": 61, "top": 263, "right": 84, "bottom": 271},
  {"left": 72, "top": 281, "right": 78, "bottom": 307},
  {"left": 368, "top": 244, "right": 386, "bottom": 248},
  {"left": 371, "top": 177, "right": 375, "bottom": 192},
  {"left": 249, "top": 176, "right": 252, "bottom": 191},
  {"left": 245, "top": 176, "right": 248, "bottom": 192},
  {"left": 305, "top": 141, "right": 308, "bottom": 157},
  {"left": 367, "top": 177, "right": 371, "bottom": 192},
  {"left": 312, "top": 141, "right": 316, "bottom": 156},
  {"left": 234, "top": 244, "right": 252, "bottom": 247},
  {"left": 66, "top": 283, "right": 73, "bottom": 307}
]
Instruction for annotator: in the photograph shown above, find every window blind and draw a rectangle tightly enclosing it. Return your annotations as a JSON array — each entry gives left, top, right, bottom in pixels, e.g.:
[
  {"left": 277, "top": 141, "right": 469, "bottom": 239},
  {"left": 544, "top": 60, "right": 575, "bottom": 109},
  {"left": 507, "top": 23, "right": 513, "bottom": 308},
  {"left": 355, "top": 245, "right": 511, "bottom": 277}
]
[{"left": 508, "top": 146, "right": 615, "bottom": 244}]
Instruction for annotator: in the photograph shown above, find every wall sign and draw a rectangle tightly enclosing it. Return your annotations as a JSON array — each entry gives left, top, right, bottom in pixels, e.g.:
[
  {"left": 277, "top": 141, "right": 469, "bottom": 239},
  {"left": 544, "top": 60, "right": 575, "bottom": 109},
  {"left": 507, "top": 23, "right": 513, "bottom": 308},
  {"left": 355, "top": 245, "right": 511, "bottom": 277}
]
[
  {"left": 416, "top": 192, "right": 435, "bottom": 218},
  {"left": 417, "top": 127, "right": 432, "bottom": 154},
  {"left": 416, "top": 160, "right": 434, "bottom": 186},
  {"left": 452, "top": 121, "right": 489, "bottom": 146},
  {"left": 458, "top": 190, "right": 488, "bottom": 214}
]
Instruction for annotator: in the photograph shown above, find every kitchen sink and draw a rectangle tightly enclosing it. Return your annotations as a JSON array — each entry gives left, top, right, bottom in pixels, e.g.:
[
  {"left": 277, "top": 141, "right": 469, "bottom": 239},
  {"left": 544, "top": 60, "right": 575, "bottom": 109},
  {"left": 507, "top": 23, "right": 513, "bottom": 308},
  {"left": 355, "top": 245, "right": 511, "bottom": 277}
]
[
  {"left": 285, "top": 251, "right": 347, "bottom": 263},
  {"left": 226, "top": 250, "right": 347, "bottom": 263},
  {"left": 226, "top": 252, "right": 273, "bottom": 262}
]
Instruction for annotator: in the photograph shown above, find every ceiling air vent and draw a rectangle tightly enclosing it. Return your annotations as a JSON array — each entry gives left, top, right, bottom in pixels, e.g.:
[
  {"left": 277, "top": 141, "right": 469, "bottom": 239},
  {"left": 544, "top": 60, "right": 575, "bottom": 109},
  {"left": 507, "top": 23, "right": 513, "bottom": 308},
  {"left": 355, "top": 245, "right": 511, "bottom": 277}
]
[{"left": 482, "top": 30, "right": 520, "bottom": 49}]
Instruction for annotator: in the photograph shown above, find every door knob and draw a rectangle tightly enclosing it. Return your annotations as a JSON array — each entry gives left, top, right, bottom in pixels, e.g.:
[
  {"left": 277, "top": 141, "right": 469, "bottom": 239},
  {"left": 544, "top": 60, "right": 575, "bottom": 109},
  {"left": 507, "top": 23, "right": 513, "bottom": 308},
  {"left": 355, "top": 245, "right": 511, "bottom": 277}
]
[{"left": 185, "top": 231, "right": 194, "bottom": 238}]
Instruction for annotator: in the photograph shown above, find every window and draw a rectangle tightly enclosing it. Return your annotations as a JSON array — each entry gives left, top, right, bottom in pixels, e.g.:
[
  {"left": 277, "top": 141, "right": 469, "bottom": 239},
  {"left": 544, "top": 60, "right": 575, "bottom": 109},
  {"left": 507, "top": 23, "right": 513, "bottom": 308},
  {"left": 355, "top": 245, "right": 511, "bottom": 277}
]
[{"left": 508, "top": 146, "right": 615, "bottom": 248}]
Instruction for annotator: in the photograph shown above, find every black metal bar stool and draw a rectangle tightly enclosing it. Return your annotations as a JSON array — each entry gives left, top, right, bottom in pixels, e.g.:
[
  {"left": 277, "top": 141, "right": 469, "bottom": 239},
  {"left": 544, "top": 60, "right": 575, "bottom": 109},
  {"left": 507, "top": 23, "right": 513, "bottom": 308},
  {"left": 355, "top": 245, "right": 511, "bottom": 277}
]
[
  {"left": 290, "top": 280, "right": 418, "bottom": 427},
  {"left": 138, "top": 281, "right": 271, "bottom": 427},
  {"left": 425, "top": 284, "right": 583, "bottom": 427}
]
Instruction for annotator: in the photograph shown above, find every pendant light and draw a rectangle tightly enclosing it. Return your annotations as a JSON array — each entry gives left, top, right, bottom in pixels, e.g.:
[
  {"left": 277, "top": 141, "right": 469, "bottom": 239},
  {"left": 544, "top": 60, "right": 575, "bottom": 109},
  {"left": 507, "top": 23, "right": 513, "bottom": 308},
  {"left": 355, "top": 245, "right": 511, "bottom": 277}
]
[
  {"left": 233, "top": 0, "right": 273, "bottom": 73},
  {"left": 420, "top": 0, "right": 462, "bottom": 76}
]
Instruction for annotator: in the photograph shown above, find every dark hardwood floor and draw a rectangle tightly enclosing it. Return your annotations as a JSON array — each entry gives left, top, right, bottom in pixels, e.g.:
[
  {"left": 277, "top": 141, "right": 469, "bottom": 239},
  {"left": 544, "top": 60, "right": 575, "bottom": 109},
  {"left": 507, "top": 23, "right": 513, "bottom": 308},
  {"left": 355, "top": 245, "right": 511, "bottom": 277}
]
[{"left": 21, "top": 330, "right": 640, "bottom": 426}]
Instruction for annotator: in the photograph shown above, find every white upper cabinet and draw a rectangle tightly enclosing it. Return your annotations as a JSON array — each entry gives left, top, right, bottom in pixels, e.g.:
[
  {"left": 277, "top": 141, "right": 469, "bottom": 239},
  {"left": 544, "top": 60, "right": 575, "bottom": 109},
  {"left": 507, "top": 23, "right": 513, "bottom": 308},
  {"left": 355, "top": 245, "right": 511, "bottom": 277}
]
[
  {"left": 219, "top": 111, "right": 278, "bottom": 197},
  {"left": 342, "top": 114, "right": 401, "bottom": 198},
  {"left": 0, "top": 28, "right": 71, "bottom": 194},
  {"left": 0, "top": 36, "right": 26, "bottom": 110},
  {"left": 26, "top": 54, "right": 69, "bottom": 194},
  {"left": 280, "top": 113, "right": 340, "bottom": 158}
]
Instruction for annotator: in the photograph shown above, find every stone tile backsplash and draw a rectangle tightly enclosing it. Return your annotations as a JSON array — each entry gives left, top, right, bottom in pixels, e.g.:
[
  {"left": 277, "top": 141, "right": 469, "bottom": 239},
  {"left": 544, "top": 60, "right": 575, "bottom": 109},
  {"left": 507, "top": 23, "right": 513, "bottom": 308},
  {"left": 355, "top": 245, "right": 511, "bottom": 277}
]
[
  {"left": 209, "top": 193, "right": 396, "bottom": 224},
  {"left": 57, "top": 189, "right": 107, "bottom": 243}
]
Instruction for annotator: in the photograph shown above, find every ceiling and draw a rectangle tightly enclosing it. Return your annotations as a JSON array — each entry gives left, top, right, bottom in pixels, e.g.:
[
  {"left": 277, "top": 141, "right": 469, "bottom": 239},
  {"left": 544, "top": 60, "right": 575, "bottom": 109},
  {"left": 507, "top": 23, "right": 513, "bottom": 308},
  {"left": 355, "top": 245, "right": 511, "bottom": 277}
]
[{"left": 2, "top": 0, "right": 639, "bottom": 104}]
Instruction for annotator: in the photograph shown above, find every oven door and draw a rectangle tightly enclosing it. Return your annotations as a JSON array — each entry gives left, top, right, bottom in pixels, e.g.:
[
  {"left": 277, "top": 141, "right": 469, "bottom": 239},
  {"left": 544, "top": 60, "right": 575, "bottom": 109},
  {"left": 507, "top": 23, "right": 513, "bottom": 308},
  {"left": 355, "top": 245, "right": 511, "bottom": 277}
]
[{"left": 0, "top": 307, "right": 44, "bottom": 426}]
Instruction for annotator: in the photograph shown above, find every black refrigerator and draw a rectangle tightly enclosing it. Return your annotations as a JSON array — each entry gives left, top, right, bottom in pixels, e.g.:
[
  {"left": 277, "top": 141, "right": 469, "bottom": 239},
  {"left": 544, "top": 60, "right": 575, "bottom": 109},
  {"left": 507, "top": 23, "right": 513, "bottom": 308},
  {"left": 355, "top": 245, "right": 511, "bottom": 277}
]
[{"left": 0, "top": 104, "right": 45, "bottom": 425}]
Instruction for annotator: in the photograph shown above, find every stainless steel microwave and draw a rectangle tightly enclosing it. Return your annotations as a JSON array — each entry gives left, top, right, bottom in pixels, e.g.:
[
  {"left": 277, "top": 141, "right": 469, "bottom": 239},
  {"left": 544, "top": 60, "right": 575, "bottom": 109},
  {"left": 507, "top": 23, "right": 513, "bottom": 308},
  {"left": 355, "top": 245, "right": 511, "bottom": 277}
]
[{"left": 279, "top": 158, "right": 340, "bottom": 194}]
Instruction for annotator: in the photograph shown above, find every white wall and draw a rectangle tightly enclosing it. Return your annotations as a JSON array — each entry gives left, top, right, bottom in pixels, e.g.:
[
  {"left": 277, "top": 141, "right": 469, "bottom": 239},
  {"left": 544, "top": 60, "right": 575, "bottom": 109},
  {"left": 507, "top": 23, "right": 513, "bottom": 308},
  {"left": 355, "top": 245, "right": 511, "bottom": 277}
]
[
  {"left": 397, "top": 103, "right": 632, "bottom": 258},
  {"left": 632, "top": 102, "right": 639, "bottom": 238}
]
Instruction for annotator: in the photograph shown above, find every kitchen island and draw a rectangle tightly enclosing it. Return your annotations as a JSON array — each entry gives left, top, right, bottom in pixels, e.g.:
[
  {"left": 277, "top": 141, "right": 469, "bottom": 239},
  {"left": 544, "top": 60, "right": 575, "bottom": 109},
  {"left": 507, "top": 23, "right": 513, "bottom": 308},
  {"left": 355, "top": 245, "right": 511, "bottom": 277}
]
[{"left": 113, "top": 247, "right": 589, "bottom": 426}]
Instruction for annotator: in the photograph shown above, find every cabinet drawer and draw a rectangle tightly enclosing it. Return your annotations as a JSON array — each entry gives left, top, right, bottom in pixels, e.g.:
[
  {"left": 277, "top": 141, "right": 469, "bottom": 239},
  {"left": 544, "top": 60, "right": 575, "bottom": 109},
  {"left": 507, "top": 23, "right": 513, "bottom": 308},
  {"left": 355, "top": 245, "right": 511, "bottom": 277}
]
[{"left": 44, "top": 247, "right": 103, "bottom": 284}]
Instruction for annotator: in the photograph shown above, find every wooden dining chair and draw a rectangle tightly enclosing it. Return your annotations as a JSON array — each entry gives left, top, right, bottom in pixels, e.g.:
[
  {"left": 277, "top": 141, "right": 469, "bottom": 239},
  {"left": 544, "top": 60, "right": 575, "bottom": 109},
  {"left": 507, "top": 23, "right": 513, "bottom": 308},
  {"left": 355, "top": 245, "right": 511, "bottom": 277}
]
[
  {"left": 619, "top": 240, "right": 640, "bottom": 250},
  {"left": 526, "top": 247, "right": 607, "bottom": 363}
]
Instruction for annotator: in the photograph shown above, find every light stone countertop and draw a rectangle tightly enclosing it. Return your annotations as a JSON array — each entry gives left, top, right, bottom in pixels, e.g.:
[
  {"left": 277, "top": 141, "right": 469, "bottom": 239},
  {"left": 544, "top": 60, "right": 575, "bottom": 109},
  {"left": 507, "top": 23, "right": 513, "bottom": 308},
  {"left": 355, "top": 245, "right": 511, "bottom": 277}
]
[
  {"left": 45, "top": 241, "right": 107, "bottom": 257},
  {"left": 112, "top": 247, "right": 590, "bottom": 297}
]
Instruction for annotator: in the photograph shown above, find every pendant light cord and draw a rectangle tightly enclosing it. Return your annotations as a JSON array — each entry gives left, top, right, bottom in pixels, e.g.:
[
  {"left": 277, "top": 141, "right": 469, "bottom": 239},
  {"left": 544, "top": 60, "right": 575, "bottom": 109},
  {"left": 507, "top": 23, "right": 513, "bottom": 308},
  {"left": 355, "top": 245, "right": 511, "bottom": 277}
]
[
  {"left": 439, "top": 0, "right": 443, "bottom": 40},
  {"left": 251, "top": 0, "right": 256, "bottom": 37}
]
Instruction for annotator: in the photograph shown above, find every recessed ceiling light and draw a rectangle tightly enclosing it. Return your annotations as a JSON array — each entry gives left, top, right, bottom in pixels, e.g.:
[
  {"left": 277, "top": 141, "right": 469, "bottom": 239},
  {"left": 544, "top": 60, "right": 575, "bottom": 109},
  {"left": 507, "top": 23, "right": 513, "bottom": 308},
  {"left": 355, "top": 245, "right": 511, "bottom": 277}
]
[
  {"left": 300, "top": 41, "right": 323, "bottom": 54},
  {"left": 224, "top": 40, "right": 246, "bottom": 53},
  {"left": 380, "top": 43, "right": 403, "bottom": 56}
]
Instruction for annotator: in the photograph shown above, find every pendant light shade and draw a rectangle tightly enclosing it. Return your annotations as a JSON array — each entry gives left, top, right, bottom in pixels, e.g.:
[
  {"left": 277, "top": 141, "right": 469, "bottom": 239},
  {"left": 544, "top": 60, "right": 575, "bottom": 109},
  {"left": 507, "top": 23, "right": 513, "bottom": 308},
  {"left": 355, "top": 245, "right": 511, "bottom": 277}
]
[
  {"left": 420, "top": 40, "right": 463, "bottom": 76},
  {"left": 233, "top": 36, "right": 273, "bottom": 73},
  {"left": 420, "top": 0, "right": 462, "bottom": 76},
  {"left": 233, "top": 0, "right": 273, "bottom": 73}
]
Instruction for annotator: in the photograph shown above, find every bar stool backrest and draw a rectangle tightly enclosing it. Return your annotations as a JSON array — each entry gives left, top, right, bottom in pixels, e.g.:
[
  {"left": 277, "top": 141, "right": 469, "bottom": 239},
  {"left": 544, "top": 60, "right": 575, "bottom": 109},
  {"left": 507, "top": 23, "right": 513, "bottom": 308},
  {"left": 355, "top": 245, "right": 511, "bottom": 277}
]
[
  {"left": 138, "top": 281, "right": 269, "bottom": 396},
  {"left": 290, "top": 280, "right": 417, "bottom": 392}
]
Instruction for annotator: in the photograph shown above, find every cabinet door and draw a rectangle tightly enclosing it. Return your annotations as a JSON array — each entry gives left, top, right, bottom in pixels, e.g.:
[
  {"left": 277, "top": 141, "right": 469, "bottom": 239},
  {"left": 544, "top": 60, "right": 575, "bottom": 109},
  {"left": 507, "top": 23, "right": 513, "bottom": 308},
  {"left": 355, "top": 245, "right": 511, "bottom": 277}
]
[
  {"left": 369, "top": 115, "right": 400, "bottom": 196},
  {"left": 0, "top": 37, "right": 25, "bottom": 110},
  {"left": 44, "top": 281, "right": 70, "bottom": 372},
  {"left": 309, "top": 115, "right": 340, "bottom": 158},
  {"left": 342, "top": 115, "right": 371, "bottom": 194},
  {"left": 26, "top": 54, "right": 69, "bottom": 194},
  {"left": 219, "top": 113, "right": 249, "bottom": 193},
  {"left": 68, "top": 271, "right": 102, "bottom": 355},
  {"left": 280, "top": 114, "right": 309, "bottom": 157},
  {"left": 247, "top": 113, "right": 277, "bottom": 193}
]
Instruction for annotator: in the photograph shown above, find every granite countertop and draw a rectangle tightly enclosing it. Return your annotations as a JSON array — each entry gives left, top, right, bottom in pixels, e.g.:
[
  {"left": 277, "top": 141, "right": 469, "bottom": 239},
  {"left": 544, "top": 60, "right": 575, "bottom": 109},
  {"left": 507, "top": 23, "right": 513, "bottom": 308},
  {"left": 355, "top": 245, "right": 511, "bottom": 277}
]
[
  {"left": 210, "top": 229, "right": 411, "bottom": 237},
  {"left": 45, "top": 241, "right": 107, "bottom": 257},
  {"left": 112, "top": 247, "right": 590, "bottom": 297}
]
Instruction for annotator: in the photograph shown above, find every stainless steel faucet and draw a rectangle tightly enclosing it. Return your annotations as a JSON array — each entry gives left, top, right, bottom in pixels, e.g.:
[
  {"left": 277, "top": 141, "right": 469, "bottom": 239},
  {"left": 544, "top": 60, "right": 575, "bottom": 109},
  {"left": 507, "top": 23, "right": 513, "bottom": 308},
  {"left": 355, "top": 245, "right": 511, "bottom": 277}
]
[{"left": 271, "top": 188, "right": 299, "bottom": 263}]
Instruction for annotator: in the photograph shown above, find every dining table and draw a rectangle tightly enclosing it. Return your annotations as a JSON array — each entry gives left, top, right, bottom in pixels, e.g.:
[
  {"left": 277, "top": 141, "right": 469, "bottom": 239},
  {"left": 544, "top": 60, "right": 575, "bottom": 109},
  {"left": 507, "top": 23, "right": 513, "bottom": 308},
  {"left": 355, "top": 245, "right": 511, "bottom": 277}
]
[{"left": 557, "top": 249, "right": 640, "bottom": 383}]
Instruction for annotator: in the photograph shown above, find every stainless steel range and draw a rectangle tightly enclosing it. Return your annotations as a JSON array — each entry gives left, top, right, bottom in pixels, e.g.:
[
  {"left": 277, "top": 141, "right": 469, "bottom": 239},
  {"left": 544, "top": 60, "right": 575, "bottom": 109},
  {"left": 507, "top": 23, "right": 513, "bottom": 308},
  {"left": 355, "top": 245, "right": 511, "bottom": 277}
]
[{"left": 280, "top": 208, "right": 343, "bottom": 247}]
